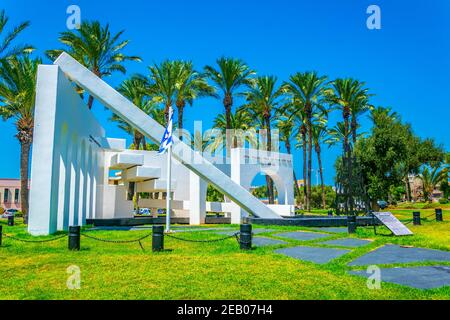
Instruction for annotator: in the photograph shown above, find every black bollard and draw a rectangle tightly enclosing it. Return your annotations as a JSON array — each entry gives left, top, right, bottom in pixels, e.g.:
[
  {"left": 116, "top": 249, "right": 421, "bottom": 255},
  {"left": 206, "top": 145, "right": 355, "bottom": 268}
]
[
  {"left": 68, "top": 226, "right": 80, "bottom": 251},
  {"left": 240, "top": 224, "right": 252, "bottom": 250},
  {"left": 328, "top": 210, "right": 333, "bottom": 217},
  {"left": 8, "top": 215, "right": 14, "bottom": 226},
  {"left": 413, "top": 211, "right": 421, "bottom": 225},
  {"left": 152, "top": 225, "right": 164, "bottom": 252},
  {"left": 0, "top": 225, "right": 2, "bottom": 246},
  {"left": 347, "top": 215, "right": 357, "bottom": 234},
  {"left": 436, "top": 208, "right": 443, "bottom": 222}
]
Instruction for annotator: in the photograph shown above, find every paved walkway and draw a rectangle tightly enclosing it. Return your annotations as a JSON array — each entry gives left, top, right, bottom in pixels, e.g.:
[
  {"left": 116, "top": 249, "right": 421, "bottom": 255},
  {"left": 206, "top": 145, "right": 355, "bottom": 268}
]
[{"left": 246, "top": 227, "right": 450, "bottom": 290}]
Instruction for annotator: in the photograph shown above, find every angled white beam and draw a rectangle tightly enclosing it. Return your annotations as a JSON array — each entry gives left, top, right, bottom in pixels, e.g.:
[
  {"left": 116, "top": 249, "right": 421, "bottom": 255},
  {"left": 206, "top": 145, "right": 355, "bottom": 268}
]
[{"left": 54, "top": 52, "right": 281, "bottom": 220}]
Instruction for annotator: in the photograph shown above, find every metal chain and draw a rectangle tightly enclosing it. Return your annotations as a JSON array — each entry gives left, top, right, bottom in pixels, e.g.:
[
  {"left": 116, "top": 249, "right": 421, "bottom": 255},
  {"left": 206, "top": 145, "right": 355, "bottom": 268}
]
[
  {"left": 234, "top": 233, "right": 252, "bottom": 245},
  {"left": 403, "top": 219, "right": 414, "bottom": 225},
  {"left": 80, "top": 232, "right": 152, "bottom": 243},
  {"left": 2, "top": 233, "right": 67, "bottom": 243},
  {"left": 165, "top": 232, "right": 240, "bottom": 243}
]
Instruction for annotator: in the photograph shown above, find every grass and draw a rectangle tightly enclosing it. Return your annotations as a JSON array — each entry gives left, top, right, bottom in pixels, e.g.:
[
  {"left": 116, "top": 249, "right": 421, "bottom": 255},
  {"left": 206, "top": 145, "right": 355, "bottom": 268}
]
[{"left": 0, "top": 212, "right": 449, "bottom": 300}]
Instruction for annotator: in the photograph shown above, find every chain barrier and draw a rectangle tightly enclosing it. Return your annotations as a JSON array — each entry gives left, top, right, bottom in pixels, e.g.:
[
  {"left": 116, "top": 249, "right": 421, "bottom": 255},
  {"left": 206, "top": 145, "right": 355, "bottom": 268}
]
[
  {"left": 2, "top": 233, "right": 67, "bottom": 243},
  {"left": 1, "top": 228, "right": 252, "bottom": 249},
  {"left": 80, "top": 232, "right": 152, "bottom": 244},
  {"left": 165, "top": 232, "right": 240, "bottom": 244}
]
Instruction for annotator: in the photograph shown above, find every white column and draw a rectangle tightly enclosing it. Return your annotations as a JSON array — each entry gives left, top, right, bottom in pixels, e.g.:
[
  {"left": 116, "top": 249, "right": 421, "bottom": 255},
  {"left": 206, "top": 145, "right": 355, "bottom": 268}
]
[
  {"left": 28, "top": 66, "right": 59, "bottom": 235},
  {"left": 189, "top": 171, "right": 207, "bottom": 225},
  {"left": 230, "top": 148, "right": 246, "bottom": 224}
]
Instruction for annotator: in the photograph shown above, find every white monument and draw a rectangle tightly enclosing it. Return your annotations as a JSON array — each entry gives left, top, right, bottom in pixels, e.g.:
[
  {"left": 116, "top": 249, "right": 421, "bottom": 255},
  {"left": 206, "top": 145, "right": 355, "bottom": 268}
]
[{"left": 28, "top": 53, "right": 295, "bottom": 235}]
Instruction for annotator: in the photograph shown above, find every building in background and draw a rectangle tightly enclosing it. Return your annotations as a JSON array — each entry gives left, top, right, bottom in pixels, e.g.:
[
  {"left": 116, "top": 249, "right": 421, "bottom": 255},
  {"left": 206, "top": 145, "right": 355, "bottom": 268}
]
[{"left": 0, "top": 178, "right": 22, "bottom": 211}]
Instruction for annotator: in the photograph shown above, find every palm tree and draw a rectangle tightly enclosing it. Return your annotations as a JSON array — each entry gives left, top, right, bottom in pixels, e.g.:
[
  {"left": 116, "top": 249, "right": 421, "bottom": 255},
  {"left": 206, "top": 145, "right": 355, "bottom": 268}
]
[
  {"left": 282, "top": 72, "right": 328, "bottom": 211},
  {"left": 204, "top": 57, "right": 255, "bottom": 153},
  {"left": 350, "top": 88, "right": 372, "bottom": 145},
  {"left": 148, "top": 60, "right": 179, "bottom": 124},
  {"left": 212, "top": 107, "right": 257, "bottom": 152},
  {"left": 419, "top": 166, "right": 447, "bottom": 202},
  {"left": 112, "top": 76, "right": 154, "bottom": 150},
  {"left": 0, "top": 56, "right": 41, "bottom": 224},
  {"left": 244, "top": 75, "right": 282, "bottom": 203},
  {"left": 325, "top": 78, "right": 367, "bottom": 214},
  {"left": 0, "top": 10, "right": 34, "bottom": 59},
  {"left": 311, "top": 116, "right": 329, "bottom": 208},
  {"left": 46, "top": 21, "right": 141, "bottom": 109},
  {"left": 174, "top": 61, "right": 216, "bottom": 139},
  {"left": 293, "top": 109, "right": 309, "bottom": 208},
  {"left": 276, "top": 115, "right": 302, "bottom": 203}
]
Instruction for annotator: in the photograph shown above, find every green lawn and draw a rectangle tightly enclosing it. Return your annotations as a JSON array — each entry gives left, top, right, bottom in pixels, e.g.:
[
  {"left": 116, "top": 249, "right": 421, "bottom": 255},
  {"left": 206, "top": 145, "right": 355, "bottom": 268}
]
[{"left": 0, "top": 213, "right": 449, "bottom": 300}]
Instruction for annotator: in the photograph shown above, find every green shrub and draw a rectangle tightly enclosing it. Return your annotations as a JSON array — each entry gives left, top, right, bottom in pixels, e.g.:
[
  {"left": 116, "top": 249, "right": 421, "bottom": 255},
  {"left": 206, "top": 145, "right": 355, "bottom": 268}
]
[{"left": 439, "top": 198, "right": 449, "bottom": 204}]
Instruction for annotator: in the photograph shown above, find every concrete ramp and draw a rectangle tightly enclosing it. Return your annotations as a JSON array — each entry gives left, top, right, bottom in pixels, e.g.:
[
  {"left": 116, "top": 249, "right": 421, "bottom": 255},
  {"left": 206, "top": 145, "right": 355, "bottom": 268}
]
[{"left": 54, "top": 52, "right": 281, "bottom": 220}]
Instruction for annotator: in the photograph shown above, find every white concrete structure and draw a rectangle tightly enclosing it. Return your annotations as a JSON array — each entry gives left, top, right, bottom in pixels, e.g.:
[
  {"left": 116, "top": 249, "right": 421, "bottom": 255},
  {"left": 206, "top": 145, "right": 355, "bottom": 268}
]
[{"left": 28, "top": 53, "right": 294, "bottom": 235}]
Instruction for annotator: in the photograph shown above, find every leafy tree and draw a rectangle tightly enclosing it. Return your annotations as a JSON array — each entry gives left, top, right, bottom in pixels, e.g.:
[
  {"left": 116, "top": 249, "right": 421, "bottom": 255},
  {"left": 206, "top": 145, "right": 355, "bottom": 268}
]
[
  {"left": 207, "top": 184, "right": 224, "bottom": 202},
  {"left": 310, "top": 185, "right": 336, "bottom": 209},
  {"left": 354, "top": 107, "right": 444, "bottom": 205},
  {"left": 0, "top": 56, "right": 41, "bottom": 223},
  {"left": 47, "top": 21, "right": 141, "bottom": 109},
  {"left": 0, "top": 10, "right": 34, "bottom": 59}
]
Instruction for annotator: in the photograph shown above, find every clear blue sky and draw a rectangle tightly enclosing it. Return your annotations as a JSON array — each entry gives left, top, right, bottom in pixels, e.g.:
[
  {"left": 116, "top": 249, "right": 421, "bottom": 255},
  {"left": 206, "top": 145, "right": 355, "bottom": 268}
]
[{"left": 0, "top": 0, "right": 449, "bottom": 186}]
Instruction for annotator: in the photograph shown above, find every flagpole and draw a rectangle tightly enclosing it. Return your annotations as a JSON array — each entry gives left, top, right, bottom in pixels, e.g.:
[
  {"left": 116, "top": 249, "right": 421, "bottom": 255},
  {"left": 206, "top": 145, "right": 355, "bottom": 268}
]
[{"left": 165, "top": 108, "right": 173, "bottom": 233}]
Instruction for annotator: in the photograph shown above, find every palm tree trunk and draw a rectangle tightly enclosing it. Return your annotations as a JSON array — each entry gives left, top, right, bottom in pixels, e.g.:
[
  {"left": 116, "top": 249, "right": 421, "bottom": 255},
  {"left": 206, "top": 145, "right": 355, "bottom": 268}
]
[
  {"left": 177, "top": 100, "right": 185, "bottom": 140},
  {"left": 301, "top": 127, "right": 308, "bottom": 210},
  {"left": 224, "top": 93, "right": 233, "bottom": 152},
  {"left": 20, "top": 141, "right": 31, "bottom": 224},
  {"left": 142, "top": 137, "right": 147, "bottom": 151},
  {"left": 307, "top": 105, "right": 312, "bottom": 211},
  {"left": 225, "top": 103, "right": 233, "bottom": 150},
  {"left": 164, "top": 101, "right": 172, "bottom": 125},
  {"left": 316, "top": 144, "right": 326, "bottom": 209},
  {"left": 343, "top": 105, "right": 353, "bottom": 215},
  {"left": 405, "top": 174, "right": 412, "bottom": 201},
  {"left": 266, "top": 116, "right": 274, "bottom": 204},
  {"left": 351, "top": 116, "right": 357, "bottom": 145},
  {"left": 285, "top": 139, "right": 302, "bottom": 203}
]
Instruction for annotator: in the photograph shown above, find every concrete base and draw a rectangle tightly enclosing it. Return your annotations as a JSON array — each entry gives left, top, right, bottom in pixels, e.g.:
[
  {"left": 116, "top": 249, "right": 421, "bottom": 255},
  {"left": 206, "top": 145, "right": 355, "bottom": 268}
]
[{"left": 248, "top": 216, "right": 381, "bottom": 227}]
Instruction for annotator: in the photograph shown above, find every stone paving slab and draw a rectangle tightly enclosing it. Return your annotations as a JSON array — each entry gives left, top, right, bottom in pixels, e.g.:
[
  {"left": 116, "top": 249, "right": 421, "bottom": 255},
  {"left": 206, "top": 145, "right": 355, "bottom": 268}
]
[
  {"left": 252, "top": 237, "right": 287, "bottom": 247},
  {"left": 349, "top": 244, "right": 450, "bottom": 266},
  {"left": 322, "top": 238, "right": 372, "bottom": 248},
  {"left": 310, "top": 227, "right": 348, "bottom": 234},
  {"left": 274, "top": 231, "right": 331, "bottom": 241},
  {"left": 275, "top": 246, "right": 350, "bottom": 264},
  {"left": 350, "top": 266, "right": 450, "bottom": 289}
]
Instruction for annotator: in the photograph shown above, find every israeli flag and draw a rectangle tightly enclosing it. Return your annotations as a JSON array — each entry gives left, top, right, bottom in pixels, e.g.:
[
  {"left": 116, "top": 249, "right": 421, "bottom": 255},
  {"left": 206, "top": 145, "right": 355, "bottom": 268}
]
[{"left": 158, "top": 109, "right": 174, "bottom": 154}]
